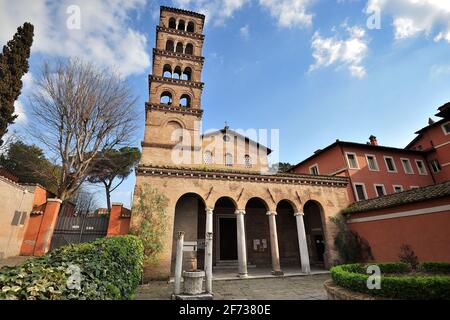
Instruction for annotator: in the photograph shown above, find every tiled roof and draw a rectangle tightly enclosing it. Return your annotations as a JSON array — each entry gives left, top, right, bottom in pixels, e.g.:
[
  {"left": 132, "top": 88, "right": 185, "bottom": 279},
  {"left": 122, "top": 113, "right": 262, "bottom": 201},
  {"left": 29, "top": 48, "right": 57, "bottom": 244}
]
[{"left": 343, "top": 181, "right": 450, "bottom": 214}]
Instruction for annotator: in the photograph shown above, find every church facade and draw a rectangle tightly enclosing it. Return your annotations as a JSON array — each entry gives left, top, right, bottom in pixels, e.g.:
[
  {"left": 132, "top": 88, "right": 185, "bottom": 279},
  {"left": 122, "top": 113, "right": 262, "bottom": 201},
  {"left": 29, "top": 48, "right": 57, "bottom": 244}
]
[{"left": 132, "top": 6, "right": 350, "bottom": 280}]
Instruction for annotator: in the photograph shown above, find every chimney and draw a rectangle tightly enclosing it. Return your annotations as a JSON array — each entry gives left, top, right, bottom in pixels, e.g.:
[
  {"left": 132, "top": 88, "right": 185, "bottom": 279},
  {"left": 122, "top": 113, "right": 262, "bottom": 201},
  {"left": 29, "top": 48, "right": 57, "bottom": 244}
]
[
  {"left": 428, "top": 118, "right": 435, "bottom": 125},
  {"left": 314, "top": 149, "right": 322, "bottom": 154},
  {"left": 369, "top": 135, "right": 378, "bottom": 146}
]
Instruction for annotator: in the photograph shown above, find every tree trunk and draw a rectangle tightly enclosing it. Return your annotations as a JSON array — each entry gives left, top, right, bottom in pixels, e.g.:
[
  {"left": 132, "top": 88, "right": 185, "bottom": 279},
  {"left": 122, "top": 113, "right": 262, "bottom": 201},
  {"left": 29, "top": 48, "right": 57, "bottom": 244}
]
[{"left": 104, "top": 181, "right": 112, "bottom": 212}]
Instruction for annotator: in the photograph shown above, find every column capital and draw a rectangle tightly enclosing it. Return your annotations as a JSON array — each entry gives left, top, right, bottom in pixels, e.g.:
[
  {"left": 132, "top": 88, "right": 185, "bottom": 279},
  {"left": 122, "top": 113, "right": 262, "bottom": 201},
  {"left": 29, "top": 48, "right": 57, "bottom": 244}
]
[
  {"left": 235, "top": 209, "right": 246, "bottom": 215},
  {"left": 294, "top": 212, "right": 305, "bottom": 217},
  {"left": 266, "top": 211, "right": 277, "bottom": 216},
  {"left": 205, "top": 207, "right": 214, "bottom": 215}
]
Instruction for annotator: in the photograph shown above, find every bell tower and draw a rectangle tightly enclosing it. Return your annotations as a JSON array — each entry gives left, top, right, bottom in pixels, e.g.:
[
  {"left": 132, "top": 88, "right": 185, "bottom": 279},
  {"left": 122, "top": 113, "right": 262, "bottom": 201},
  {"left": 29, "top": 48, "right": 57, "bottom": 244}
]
[{"left": 140, "top": 6, "right": 206, "bottom": 166}]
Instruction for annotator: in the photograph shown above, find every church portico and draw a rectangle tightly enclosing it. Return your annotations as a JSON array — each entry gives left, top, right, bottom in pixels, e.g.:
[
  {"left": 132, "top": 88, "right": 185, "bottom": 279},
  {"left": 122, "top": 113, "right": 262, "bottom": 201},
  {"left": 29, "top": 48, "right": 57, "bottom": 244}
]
[{"left": 134, "top": 166, "right": 349, "bottom": 280}]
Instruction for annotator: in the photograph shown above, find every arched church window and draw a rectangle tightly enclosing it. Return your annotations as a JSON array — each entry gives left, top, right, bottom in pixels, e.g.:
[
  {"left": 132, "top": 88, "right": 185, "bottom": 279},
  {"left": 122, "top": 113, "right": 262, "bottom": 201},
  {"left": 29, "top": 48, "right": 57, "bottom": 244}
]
[
  {"left": 182, "top": 67, "right": 192, "bottom": 81},
  {"left": 173, "top": 66, "right": 182, "bottom": 79},
  {"left": 160, "top": 91, "right": 172, "bottom": 105},
  {"left": 225, "top": 153, "right": 233, "bottom": 167},
  {"left": 163, "top": 64, "right": 172, "bottom": 78},
  {"left": 166, "top": 40, "right": 174, "bottom": 52},
  {"left": 245, "top": 155, "right": 252, "bottom": 168},
  {"left": 168, "top": 18, "right": 176, "bottom": 29},
  {"left": 204, "top": 151, "right": 212, "bottom": 164},
  {"left": 179, "top": 94, "right": 191, "bottom": 108},
  {"left": 178, "top": 20, "right": 186, "bottom": 31},
  {"left": 187, "top": 21, "right": 195, "bottom": 33},
  {"left": 167, "top": 121, "right": 183, "bottom": 142},
  {"left": 223, "top": 135, "right": 230, "bottom": 142},
  {"left": 176, "top": 42, "right": 184, "bottom": 53},
  {"left": 185, "top": 43, "right": 194, "bottom": 55}
]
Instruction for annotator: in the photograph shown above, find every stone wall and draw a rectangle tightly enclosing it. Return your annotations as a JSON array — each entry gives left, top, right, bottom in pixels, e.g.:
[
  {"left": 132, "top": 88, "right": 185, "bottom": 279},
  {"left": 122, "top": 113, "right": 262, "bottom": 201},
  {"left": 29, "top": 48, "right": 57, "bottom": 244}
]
[{"left": 0, "top": 177, "right": 35, "bottom": 259}]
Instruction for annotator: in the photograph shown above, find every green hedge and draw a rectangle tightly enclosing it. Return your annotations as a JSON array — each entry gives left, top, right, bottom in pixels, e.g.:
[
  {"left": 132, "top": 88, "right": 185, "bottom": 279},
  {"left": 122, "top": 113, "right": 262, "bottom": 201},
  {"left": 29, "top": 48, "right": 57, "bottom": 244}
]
[
  {"left": 0, "top": 235, "right": 144, "bottom": 300},
  {"left": 331, "top": 263, "right": 450, "bottom": 300},
  {"left": 420, "top": 262, "right": 450, "bottom": 274}
]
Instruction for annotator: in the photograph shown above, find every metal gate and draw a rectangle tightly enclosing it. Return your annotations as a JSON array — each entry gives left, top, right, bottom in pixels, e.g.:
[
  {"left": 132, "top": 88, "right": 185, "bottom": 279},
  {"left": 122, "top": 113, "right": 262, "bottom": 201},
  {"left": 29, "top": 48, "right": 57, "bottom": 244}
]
[{"left": 50, "top": 215, "right": 109, "bottom": 250}]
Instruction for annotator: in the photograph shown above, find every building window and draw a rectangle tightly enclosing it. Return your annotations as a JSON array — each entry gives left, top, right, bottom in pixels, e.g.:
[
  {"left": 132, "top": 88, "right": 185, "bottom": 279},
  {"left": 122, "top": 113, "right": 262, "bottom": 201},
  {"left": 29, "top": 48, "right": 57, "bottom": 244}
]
[
  {"left": 354, "top": 183, "right": 367, "bottom": 201},
  {"left": 309, "top": 164, "right": 319, "bottom": 175},
  {"left": 204, "top": 151, "right": 212, "bottom": 164},
  {"left": 442, "top": 121, "right": 450, "bottom": 135},
  {"left": 430, "top": 159, "right": 441, "bottom": 173},
  {"left": 393, "top": 185, "right": 404, "bottom": 193},
  {"left": 401, "top": 158, "right": 414, "bottom": 174},
  {"left": 346, "top": 152, "right": 359, "bottom": 169},
  {"left": 225, "top": 153, "right": 233, "bottom": 166},
  {"left": 244, "top": 155, "right": 252, "bottom": 168},
  {"left": 415, "top": 160, "right": 428, "bottom": 175},
  {"left": 374, "top": 184, "right": 386, "bottom": 197},
  {"left": 384, "top": 156, "right": 397, "bottom": 173},
  {"left": 365, "top": 154, "right": 379, "bottom": 171},
  {"left": 223, "top": 135, "right": 231, "bottom": 142},
  {"left": 410, "top": 186, "right": 420, "bottom": 190}
]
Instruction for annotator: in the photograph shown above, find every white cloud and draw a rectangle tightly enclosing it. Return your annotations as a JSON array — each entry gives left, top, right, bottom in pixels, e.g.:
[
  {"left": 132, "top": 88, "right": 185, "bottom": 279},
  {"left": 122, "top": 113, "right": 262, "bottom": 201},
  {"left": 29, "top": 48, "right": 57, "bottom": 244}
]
[
  {"left": 430, "top": 64, "right": 450, "bottom": 78},
  {"left": 366, "top": 0, "right": 450, "bottom": 43},
  {"left": 240, "top": 25, "right": 250, "bottom": 39},
  {"left": 173, "top": 0, "right": 250, "bottom": 26},
  {"left": 259, "top": 0, "right": 314, "bottom": 28},
  {"left": 172, "top": 0, "right": 314, "bottom": 28},
  {"left": 310, "top": 25, "right": 369, "bottom": 78},
  {"left": 13, "top": 101, "right": 27, "bottom": 124},
  {"left": 0, "top": 0, "right": 150, "bottom": 77}
]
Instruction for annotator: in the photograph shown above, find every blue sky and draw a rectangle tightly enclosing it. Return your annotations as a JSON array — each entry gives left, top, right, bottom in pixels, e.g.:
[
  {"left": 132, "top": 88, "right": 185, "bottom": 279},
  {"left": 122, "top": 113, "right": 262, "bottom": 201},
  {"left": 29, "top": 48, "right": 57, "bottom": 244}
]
[{"left": 1, "top": 0, "right": 450, "bottom": 208}]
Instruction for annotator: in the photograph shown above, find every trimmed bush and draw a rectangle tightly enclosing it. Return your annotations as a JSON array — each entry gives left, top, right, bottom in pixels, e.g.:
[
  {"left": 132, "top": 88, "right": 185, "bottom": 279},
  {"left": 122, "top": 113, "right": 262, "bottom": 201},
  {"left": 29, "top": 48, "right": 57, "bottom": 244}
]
[
  {"left": 420, "top": 262, "right": 450, "bottom": 274},
  {"left": 0, "top": 235, "right": 144, "bottom": 300},
  {"left": 331, "top": 263, "right": 450, "bottom": 300}
]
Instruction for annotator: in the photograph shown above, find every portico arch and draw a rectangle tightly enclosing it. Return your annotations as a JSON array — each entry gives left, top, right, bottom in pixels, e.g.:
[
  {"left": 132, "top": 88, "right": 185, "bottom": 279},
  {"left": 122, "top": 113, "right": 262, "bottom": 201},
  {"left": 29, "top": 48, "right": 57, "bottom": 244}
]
[
  {"left": 303, "top": 200, "right": 327, "bottom": 268},
  {"left": 276, "top": 200, "right": 300, "bottom": 268},
  {"left": 171, "top": 193, "right": 205, "bottom": 274},
  {"left": 213, "top": 197, "right": 238, "bottom": 266},
  {"left": 245, "top": 197, "right": 271, "bottom": 268}
]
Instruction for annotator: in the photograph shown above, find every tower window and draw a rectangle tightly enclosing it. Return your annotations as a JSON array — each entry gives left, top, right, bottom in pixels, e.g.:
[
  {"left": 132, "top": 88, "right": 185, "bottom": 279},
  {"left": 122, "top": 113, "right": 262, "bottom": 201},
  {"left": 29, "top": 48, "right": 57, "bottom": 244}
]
[
  {"left": 177, "top": 20, "right": 186, "bottom": 31},
  {"left": 163, "top": 64, "right": 172, "bottom": 78},
  {"left": 187, "top": 21, "right": 195, "bottom": 33},
  {"left": 173, "top": 66, "right": 182, "bottom": 79},
  {"left": 244, "top": 155, "right": 252, "bottom": 168},
  {"left": 166, "top": 40, "right": 174, "bottom": 52},
  {"left": 168, "top": 18, "right": 176, "bottom": 29},
  {"left": 176, "top": 42, "right": 184, "bottom": 53},
  {"left": 204, "top": 151, "right": 212, "bottom": 164},
  {"left": 225, "top": 153, "right": 233, "bottom": 167},
  {"left": 185, "top": 43, "right": 194, "bottom": 55},
  {"left": 223, "top": 135, "right": 230, "bottom": 142},
  {"left": 430, "top": 159, "right": 441, "bottom": 173},
  {"left": 179, "top": 94, "right": 191, "bottom": 108},
  {"left": 182, "top": 67, "right": 192, "bottom": 81},
  {"left": 160, "top": 91, "right": 172, "bottom": 105}
]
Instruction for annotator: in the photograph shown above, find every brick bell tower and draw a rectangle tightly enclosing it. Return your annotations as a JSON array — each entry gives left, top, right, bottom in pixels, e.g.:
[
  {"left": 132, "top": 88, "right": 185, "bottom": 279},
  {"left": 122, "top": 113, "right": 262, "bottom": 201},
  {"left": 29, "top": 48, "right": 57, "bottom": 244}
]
[{"left": 140, "top": 6, "right": 206, "bottom": 166}]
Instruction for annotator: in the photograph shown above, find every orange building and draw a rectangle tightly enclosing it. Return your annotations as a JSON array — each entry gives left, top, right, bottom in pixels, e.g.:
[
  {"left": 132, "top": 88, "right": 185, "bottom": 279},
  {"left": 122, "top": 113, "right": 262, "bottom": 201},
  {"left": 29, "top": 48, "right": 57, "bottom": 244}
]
[
  {"left": 290, "top": 138, "right": 435, "bottom": 203},
  {"left": 406, "top": 102, "right": 450, "bottom": 183}
]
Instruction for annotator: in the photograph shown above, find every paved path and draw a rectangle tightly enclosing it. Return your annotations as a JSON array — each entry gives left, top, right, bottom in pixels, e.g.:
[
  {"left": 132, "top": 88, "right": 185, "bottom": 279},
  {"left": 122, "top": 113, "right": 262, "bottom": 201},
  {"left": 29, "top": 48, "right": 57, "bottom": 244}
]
[
  {"left": 0, "top": 256, "right": 30, "bottom": 268},
  {"left": 136, "top": 274, "right": 330, "bottom": 300}
]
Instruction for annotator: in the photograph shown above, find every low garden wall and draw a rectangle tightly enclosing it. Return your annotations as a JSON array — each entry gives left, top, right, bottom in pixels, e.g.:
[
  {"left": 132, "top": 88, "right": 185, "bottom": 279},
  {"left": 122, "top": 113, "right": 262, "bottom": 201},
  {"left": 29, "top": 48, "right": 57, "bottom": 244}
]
[
  {"left": 326, "top": 262, "right": 450, "bottom": 300},
  {"left": 0, "top": 235, "right": 144, "bottom": 300}
]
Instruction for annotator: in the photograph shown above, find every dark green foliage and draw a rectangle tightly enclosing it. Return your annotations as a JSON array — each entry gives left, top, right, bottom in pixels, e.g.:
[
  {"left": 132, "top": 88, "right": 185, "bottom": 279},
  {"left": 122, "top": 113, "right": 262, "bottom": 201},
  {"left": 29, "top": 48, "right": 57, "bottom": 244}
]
[
  {"left": 330, "top": 214, "right": 373, "bottom": 263},
  {"left": 271, "top": 162, "right": 293, "bottom": 173},
  {"left": 0, "top": 140, "right": 60, "bottom": 193},
  {"left": 0, "top": 23, "right": 34, "bottom": 145},
  {"left": 398, "top": 244, "right": 419, "bottom": 270},
  {"left": 331, "top": 263, "right": 450, "bottom": 300},
  {"left": 420, "top": 262, "right": 450, "bottom": 274},
  {"left": 0, "top": 236, "right": 144, "bottom": 300},
  {"left": 87, "top": 147, "right": 141, "bottom": 211}
]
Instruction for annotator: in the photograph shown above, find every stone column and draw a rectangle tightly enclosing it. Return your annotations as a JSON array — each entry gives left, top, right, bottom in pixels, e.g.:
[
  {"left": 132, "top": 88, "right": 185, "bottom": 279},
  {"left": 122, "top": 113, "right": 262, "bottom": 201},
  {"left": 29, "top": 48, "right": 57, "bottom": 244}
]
[
  {"left": 174, "top": 231, "right": 184, "bottom": 295},
  {"left": 205, "top": 232, "right": 213, "bottom": 294},
  {"left": 204, "top": 207, "right": 213, "bottom": 269},
  {"left": 295, "top": 212, "right": 311, "bottom": 273},
  {"left": 235, "top": 210, "right": 248, "bottom": 278},
  {"left": 267, "top": 211, "right": 283, "bottom": 275}
]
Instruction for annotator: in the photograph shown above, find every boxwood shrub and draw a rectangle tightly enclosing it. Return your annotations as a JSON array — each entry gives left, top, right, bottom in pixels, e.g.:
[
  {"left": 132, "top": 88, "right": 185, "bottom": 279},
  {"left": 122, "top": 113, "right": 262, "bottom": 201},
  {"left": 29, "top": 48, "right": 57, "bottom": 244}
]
[
  {"left": 420, "top": 262, "right": 450, "bottom": 274},
  {"left": 331, "top": 263, "right": 450, "bottom": 300},
  {"left": 0, "top": 235, "right": 144, "bottom": 300}
]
